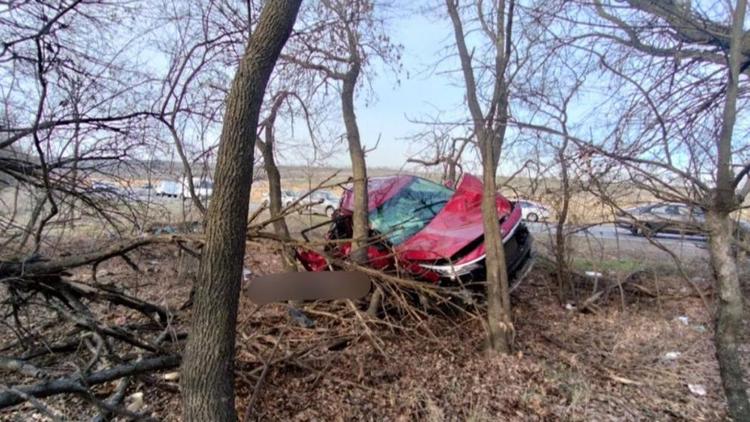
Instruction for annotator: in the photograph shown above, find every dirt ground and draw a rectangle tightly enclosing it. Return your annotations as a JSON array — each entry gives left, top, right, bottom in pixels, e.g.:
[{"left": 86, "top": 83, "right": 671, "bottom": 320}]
[{"left": 0, "top": 238, "right": 743, "bottom": 421}]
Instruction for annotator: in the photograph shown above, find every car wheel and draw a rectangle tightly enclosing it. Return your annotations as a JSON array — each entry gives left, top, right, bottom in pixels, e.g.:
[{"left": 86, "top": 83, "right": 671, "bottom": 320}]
[
  {"left": 527, "top": 212, "right": 539, "bottom": 222},
  {"left": 630, "top": 226, "right": 639, "bottom": 236},
  {"left": 325, "top": 206, "right": 335, "bottom": 217},
  {"left": 642, "top": 224, "right": 657, "bottom": 237}
]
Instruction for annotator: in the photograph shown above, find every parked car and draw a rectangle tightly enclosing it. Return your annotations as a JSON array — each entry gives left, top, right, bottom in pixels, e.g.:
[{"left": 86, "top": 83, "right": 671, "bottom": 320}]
[
  {"left": 262, "top": 190, "right": 300, "bottom": 207},
  {"left": 87, "top": 181, "right": 121, "bottom": 197},
  {"left": 132, "top": 182, "right": 155, "bottom": 199},
  {"left": 155, "top": 180, "right": 182, "bottom": 198},
  {"left": 299, "top": 190, "right": 339, "bottom": 216},
  {"left": 262, "top": 190, "right": 299, "bottom": 205},
  {"left": 296, "top": 174, "right": 533, "bottom": 287},
  {"left": 191, "top": 178, "right": 213, "bottom": 198},
  {"left": 615, "top": 203, "right": 706, "bottom": 236},
  {"left": 517, "top": 200, "right": 551, "bottom": 222},
  {"left": 281, "top": 190, "right": 298, "bottom": 206},
  {"left": 155, "top": 178, "right": 213, "bottom": 199}
]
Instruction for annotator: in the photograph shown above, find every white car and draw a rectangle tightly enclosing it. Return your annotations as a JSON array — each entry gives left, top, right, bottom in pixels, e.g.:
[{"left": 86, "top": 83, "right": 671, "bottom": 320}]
[
  {"left": 190, "top": 178, "right": 213, "bottom": 198},
  {"left": 155, "top": 178, "right": 213, "bottom": 199},
  {"left": 261, "top": 190, "right": 299, "bottom": 205},
  {"left": 300, "top": 190, "right": 340, "bottom": 217},
  {"left": 155, "top": 180, "right": 182, "bottom": 198},
  {"left": 517, "top": 200, "right": 552, "bottom": 222}
]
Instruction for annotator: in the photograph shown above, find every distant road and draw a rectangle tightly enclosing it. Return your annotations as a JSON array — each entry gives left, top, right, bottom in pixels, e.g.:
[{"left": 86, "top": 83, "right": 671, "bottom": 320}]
[{"left": 526, "top": 221, "right": 708, "bottom": 258}]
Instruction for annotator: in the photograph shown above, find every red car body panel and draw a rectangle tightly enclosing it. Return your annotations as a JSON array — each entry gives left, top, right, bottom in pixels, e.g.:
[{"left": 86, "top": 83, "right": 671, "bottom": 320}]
[
  {"left": 297, "top": 174, "right": 525, "bottom": 281},
  {"left": 339, "top": 175, "right": 413, "bottom": 213},
  {"left": 395, "top": 174, "right": 518, "bottom": 262}
]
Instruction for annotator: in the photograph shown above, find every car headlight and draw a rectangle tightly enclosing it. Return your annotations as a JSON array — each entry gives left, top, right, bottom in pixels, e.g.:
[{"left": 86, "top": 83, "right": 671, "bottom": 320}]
[{"left": 419, "top": 261, "right": 482, "bottom": 279}]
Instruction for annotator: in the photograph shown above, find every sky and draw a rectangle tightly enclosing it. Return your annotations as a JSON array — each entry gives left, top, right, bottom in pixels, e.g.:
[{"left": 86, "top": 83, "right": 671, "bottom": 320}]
[{"left": 329, "top": 11, "right": 467, "bottom": 169}]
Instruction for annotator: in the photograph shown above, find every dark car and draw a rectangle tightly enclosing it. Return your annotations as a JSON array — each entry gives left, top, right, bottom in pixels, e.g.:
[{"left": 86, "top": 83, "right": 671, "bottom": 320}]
[
  {"left": 296, "top": 174, "right": 533, "bottom": 288},
  {"left": 615, "top": 203, "right": 706, "bottom": 236}
]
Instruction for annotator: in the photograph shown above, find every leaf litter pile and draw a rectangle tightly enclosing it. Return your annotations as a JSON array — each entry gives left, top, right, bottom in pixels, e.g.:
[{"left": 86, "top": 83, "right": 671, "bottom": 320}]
[{"left": 0, "top": 239, "right": 740, "bottom": 421}]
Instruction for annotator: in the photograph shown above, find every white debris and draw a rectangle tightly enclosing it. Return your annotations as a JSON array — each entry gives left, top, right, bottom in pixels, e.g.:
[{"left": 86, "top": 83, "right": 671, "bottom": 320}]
[
  {"left": 126, "top": 392, "right": 145, "bottom": 413},
  {"left": 585, "top": 271, "right": 603, "bottom": 278},
  {"left": 163, "top": 371, "right": 180, "bottom": 381},
  {"left": 688, "top": 384, "right": 707, "bottom": 396},
  {"left": 242, "top": 267, "right": 253, "bottom": 280},
  {"left": 676, "top": 316, "right": 689, "bottom": 325},
  {"left": 663, "top": 351, "right": 681, "bottom": 360},
  {"left": 565, "top": 303, "right": 576, "bottom": 311}
]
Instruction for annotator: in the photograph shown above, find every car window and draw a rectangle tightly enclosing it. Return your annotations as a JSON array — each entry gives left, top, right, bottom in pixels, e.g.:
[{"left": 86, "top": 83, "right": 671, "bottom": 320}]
[
  {"left": 369, "top": 177, "right": 454, "bottom": 245},
  {"left": 665, "top": 205, "right": 680, "bottom": 216},
  {"left": 675, "top": 206, "right": 691, "bottom": 216}
]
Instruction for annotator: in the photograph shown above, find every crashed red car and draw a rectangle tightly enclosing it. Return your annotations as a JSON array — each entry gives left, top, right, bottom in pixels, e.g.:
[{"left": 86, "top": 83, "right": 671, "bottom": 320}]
[{"left": 296, "top": 174, "right": 533, "bottom": 286}]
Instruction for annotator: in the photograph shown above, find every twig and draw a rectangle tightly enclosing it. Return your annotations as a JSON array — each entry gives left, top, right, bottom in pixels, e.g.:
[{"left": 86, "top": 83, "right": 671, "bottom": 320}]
[
  {"left": 0, "top": 385, "right": 64, "bottom": 421},
  {"left": 242, "top": 327, "right": 286, "bottom": 422}
]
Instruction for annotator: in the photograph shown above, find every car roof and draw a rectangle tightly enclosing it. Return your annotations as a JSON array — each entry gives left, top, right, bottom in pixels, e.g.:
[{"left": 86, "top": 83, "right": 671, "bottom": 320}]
[{"left": 340, "top": 175, "right": 416, "bottom": 213}]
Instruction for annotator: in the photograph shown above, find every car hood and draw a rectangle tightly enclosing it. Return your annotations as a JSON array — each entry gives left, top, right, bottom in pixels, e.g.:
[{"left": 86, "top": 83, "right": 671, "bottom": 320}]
[{"left": 396, "top": 174, "right": 519, "bottom": 262}]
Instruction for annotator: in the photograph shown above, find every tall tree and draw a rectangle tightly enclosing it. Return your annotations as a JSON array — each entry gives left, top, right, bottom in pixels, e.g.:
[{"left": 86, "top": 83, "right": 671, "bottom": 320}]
[
  {"left": 528, "top": 0, "right": 750, "bottom": 417},
  {"left": 282, "top": 0, "right": 401, "bottom": 265},
  {"left": 446, "top": 0, "right": 516, "bottom": 353},
  {"left": 179, "top": 1, "right": 301, "bottom": 420}
]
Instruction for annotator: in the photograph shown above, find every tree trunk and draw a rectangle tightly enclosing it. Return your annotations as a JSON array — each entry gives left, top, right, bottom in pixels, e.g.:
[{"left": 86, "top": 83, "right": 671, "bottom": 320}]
[
  {"left": 555, "top": 136, "right": 571, "bottom": 302},
  {"left": 180, "top": 1, "right": 301, "bottom": 421},
  {"left": 446, "top": 0, "right": 514, "bottom": 353},
  {"left": 706, "top": 211, "right": 749, "bottom": 421},
  {"left": 709, "top": 1, "right": 750, "bottom": 420},
  {"left": 342, "top": 63, "right": 368, "bottom": 264},
  {"left": 479, "top": 130, "right": 513, "bottom": 354},
  {"left": 258, "top": 126, "right": 295, "bottom": 271}
]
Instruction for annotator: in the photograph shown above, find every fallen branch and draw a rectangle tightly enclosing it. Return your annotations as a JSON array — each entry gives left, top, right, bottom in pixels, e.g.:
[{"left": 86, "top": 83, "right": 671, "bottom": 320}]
[
  {"left": 0, "top": 385, "right": 64, "bottom": 421},
  {"left": 0, "top": 357, "right": 49, "bottom": 379},
  {"left": 0, "top": 354, "right": 181, "bottom": 408},
  {"left": 0, "top": 235, "right": 191, "bottom": 278}
]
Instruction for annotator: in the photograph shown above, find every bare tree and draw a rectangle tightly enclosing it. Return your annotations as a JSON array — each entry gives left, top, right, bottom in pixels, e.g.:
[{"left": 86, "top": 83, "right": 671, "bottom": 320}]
[
  {"left": 445, "top": 0, "right": 516, "bottom": 353},
  {"left": 282, "top": 0, "right": 401, "bottom": 264},
  {"left": 255, "top": 90, "right": 318, "bottom": 270},
  {"left": 521, "top": 0, "right": 750, "bottom": 417},
  {"left": 179, "top": 1, "right": 301, "bottom": 420},
  {"left": 407, "top": 122, "right": 473, "bottom": 186}
]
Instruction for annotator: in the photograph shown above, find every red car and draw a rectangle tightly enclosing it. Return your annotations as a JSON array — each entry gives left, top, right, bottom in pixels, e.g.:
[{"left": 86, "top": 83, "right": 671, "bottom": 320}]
[{"left": 296, "top": 174, "right": 533, "bottom": 287}]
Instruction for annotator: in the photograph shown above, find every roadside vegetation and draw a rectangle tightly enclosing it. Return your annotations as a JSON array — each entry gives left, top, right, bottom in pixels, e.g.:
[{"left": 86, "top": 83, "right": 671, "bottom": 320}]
[{"left": 1, "top": 0, "right": 748, "bottom": 420}]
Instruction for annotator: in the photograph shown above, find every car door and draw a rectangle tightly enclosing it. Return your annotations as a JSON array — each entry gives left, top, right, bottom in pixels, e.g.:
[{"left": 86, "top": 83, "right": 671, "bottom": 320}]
[
  {"left": 645, "top": 205, "right": 669, "bottom": 226},
  {"left": 663, "top": 205, "right": 683, "bottom": 232},
  {"left": 679, "top": 206, "right": 705, "bottom": 234}
]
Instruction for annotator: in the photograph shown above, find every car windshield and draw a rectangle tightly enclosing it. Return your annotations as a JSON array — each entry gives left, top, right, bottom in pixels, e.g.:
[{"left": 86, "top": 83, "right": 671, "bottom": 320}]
[{"left": 369, "top": 177, "right": 454, "bottom": 245}]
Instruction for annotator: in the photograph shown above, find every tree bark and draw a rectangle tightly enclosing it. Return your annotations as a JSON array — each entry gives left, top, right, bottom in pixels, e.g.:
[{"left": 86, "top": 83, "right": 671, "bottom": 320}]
[
  {"left": 479, "top": 129, "right": 513, "bottom": 354},
  {"left": 706, "top": 211, "right": 749, "bottom": 421},
  {"left": 179, "top": 1, "right": 301, "bottom": 421},
  {"left": 341, "top": 45, "right": 369, "bottom": 265},
  {"left": 446, "top": 0, "right": 514, "bottom": 353},
  {"left": 555, "top": 122, "right": 572, "bottom": 302},
  {"left": 258, "top": 96, "right": 296, "bottom": 272},
  {"left": 707, "top": 1, "right": 750, "bottom": 420}
]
